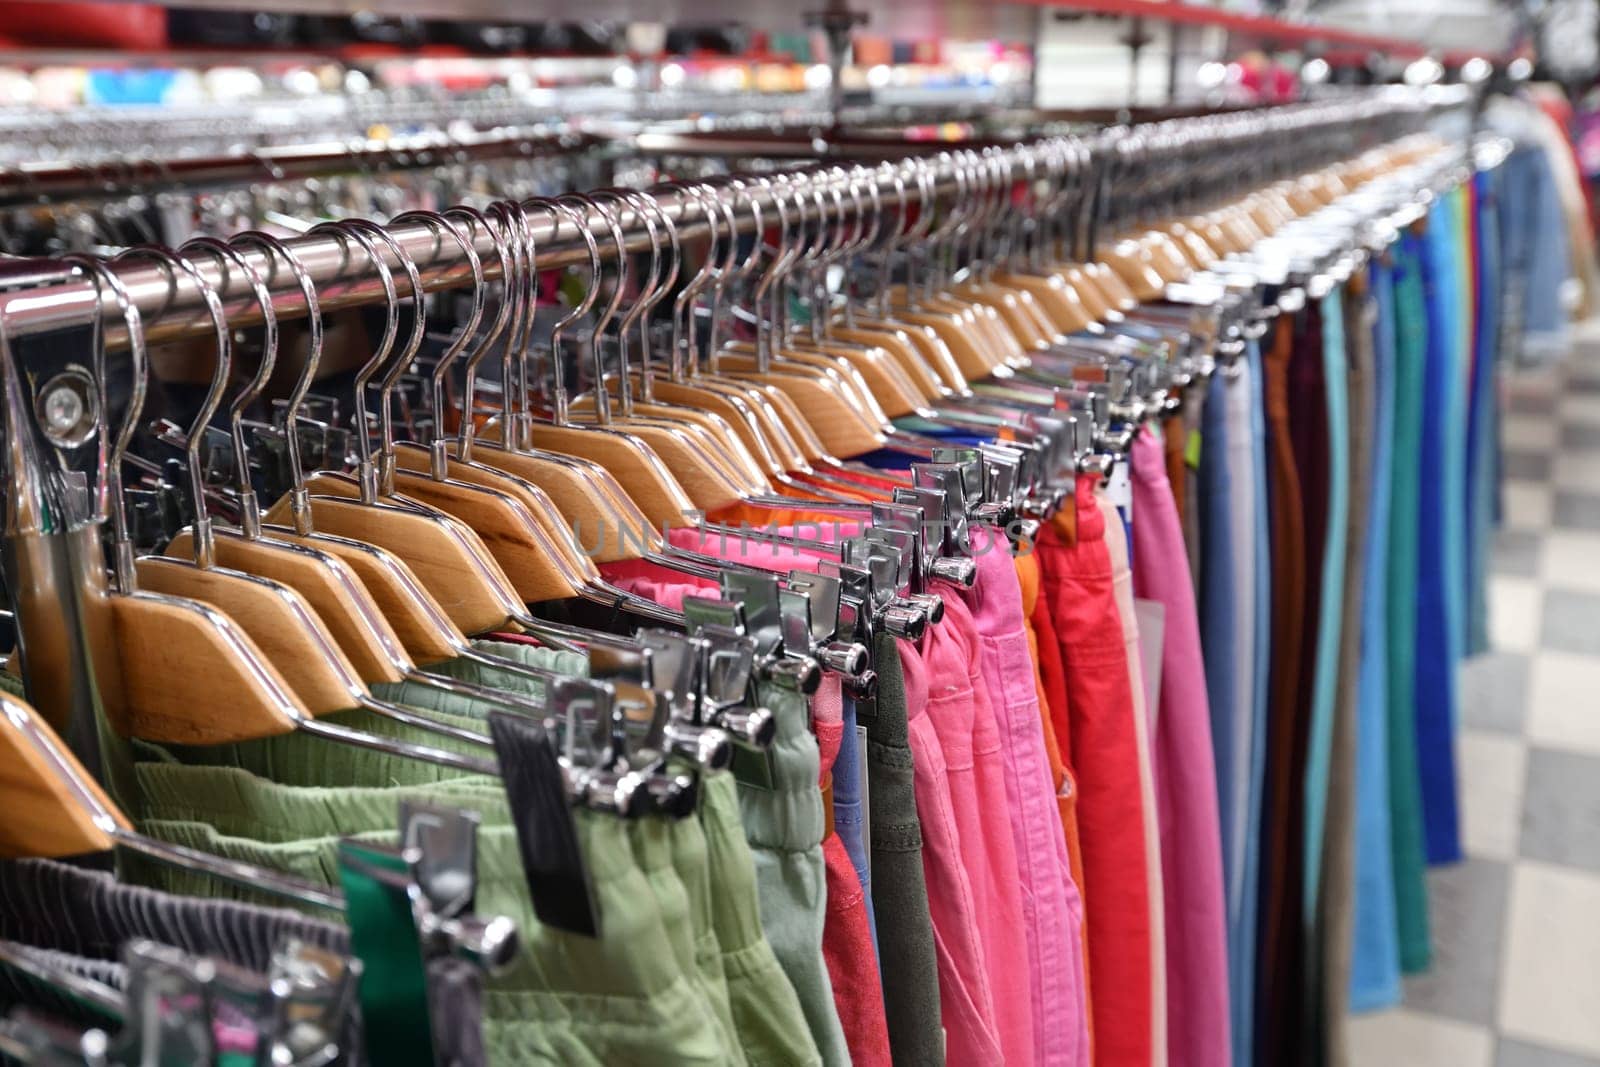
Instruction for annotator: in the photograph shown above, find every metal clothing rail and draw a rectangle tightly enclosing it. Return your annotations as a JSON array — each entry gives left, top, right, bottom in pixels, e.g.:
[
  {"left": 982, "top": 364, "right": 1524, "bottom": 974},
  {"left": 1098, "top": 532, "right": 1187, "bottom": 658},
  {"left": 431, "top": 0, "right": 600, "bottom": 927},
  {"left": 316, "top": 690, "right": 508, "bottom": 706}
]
[
  {"left": 0, "top": 91, "right": 1448, "bottom": 351},
  {"left": 0, "top": 126, "right": 597, "bottom": 209}
]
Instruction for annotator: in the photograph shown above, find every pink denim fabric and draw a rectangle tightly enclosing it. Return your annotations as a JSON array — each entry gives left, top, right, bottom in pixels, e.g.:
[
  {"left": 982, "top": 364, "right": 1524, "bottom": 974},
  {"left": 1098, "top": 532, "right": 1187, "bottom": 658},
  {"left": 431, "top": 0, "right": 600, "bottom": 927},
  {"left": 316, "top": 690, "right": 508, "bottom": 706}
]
[
  {"left": 1129, "top": 431, "right": 1231, "bottom": 1067},
  {"left": 924, "top": 583, "right": 1037, "bottom": 1067},
  {"left": 901, "top": 638, "right": 1007, "bottom": 1066},
  {"left": 961, "top": 526, "right": 1091, "bottom": 1067},
  {"left": 1097, "top": 489, "right": 1170, "bottom": 1067},
  {"left": 666, "top": 523, "right": 861, "bottom": 560},
  {"left": 597, "top": 559, "right": 716, "bottom": 610},
  {"left": 602, "top": 523, "right": 853, "bottom": 608}
]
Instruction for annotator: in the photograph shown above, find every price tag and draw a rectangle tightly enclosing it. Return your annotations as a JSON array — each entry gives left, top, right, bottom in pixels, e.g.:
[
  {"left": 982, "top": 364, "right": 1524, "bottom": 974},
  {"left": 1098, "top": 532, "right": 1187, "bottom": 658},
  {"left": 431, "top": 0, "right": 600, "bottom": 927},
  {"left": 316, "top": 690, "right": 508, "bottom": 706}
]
[{"left": 1106, "top": 457, "right": 1133, "bottom": 516}]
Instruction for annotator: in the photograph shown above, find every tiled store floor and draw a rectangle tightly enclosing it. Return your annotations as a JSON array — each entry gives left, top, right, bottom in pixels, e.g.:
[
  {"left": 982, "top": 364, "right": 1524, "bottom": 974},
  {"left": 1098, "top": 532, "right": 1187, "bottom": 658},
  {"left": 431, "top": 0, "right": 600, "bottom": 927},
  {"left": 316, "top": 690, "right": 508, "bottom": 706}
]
[{"left": 1348, "top": 328, "right": 1600, "bottom": 1066}]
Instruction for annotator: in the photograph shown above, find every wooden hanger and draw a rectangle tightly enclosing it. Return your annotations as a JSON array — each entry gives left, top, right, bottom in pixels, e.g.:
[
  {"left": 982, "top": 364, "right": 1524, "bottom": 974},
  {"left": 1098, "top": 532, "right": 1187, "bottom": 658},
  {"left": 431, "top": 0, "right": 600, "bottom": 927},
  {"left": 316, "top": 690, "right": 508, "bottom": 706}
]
[
  {"left": 816, "top": 166, "right": 951, "bottom": 402},
  {"left": 990, "top": 152, "right": 1103, "bottom": 336},
  {"left": 336, "top": 206, "right": 694, "bottom": 627},
  {"left": 207, "top": 230, "right": 466, "bottom": 665},
  {"left": 0, "top": 688, "right": 129, "bottom": 858},
  {"left": 164, "top": 236, "right": 568, "bottom": 716},
  {"left": 688, "top": 179, "right": 902, "bottom": 441},
  {"left": 940, "top": 150, "right": 1066, "bottom": 353},
  {"left": 331, "top": 214, "right": 593, "bottom": 605},
  {"left": 565, "top": 191, "right": 775, "bottom": 489},
  {"left": 57, "top": 256, "right": 488, "bottom": 769},
  {"left": 492, "top": 198, "right": 705, "bottom": 528},
  {"left": 878, "top": 161, "right": 1011, "bottom": 379},
  {"left": 617, "top": 183, "right": 831, "bottom": 475},
  {"left": 121, "top": 242, "right": 493, "bottom": 747},
  {"left": 252, "top": 218, "right": 548, "bottom": 637},
  {"left": 567, "top": 189, "right": 790, "bottom": 490},
  {"left": 778, "top": 174, "right": 935, "bottom": 414},
  {"left": 678, "top": 177, "right": 888, "bottom": 457},
  {"left": 49, "top": 253, "right": 309, "bottom": 746},
  {"left": 373, "top": 208, "right": 693, "bottom": 629},
  {"left": 845, "top": 165, "right": 981, "bottom": 389},
  {"left": 160, "top": 236, "right": 410, "bottom": 687}
]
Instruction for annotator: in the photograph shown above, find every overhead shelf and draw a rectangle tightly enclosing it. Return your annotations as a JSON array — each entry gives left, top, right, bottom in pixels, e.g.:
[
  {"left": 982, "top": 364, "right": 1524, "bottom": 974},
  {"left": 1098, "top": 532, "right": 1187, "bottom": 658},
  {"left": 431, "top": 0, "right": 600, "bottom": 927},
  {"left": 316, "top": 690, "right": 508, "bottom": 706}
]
[
  {"left": 0, "top": 0, "right": 1511, "bottom": 65},
  {"left": 1010, "top": 0, "right": 1507, "bottom": 62}
]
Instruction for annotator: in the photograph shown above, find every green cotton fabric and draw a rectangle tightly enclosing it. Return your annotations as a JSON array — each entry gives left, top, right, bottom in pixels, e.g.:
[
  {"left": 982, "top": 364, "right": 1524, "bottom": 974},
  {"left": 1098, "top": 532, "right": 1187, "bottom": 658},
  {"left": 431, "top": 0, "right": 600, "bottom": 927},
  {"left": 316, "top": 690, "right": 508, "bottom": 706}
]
[
  {"left": 664, "top": 812, "right": 741, "bottom": 1051},
  {"left": 133, "top": 703, "right": 488, "bottom": 794},
  {"left": 626, "top": 816, "right": 747, "bottom": 1063},
  {"left": 373, "top": 640, "right": 591, "bottom": 710},
  {"left": 134, "top": 800, "right": 730, "bottom": 1064},
  {"left": 699, "top": 771, "right": 823, "bottom": 1067},
  {"left": 1386, "top": 235, "right": 1433, "bottom": 973},
  {"left": 735, "top": 681, "right": 849, "bottom": 1066},
  {"left": 133, "top": 758, "right": 817, "bottom": 1066},
  {"left": 122, "top": 641, "right": 820, "bottom": 1066}
]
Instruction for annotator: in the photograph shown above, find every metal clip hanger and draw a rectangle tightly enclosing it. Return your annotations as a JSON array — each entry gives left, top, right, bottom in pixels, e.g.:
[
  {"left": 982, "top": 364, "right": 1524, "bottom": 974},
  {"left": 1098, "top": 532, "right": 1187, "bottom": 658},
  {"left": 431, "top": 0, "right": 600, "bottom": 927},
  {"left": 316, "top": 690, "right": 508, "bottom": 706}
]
[
  {"left": 59, "top": 253, "right": 496, "bottom": 772},
  {"left": 439, "top": 200, "right": 673, "bottom": 569},
  {"left": 247, "top": 219, "right": 551, "bottom": 645},
  {"left": 315, "top": 213, "right": 597, "bottom": 612},
  {"left": 644, "top": 179, "right": 854, "bottom": 494},
  {"left": 118, "top": 241, "right": 499, "bottom": 755},
  {"left": 155, "top": 239, "right": 516, "bottom": 714},
  {"left": 223, "top": 229, "right": 585, "bottom": 686},
  {"left": 164, "top": 236, "right": 593, "bottom": 729},
  {"left": 505, "top": 196, "right": 701, "bottom": 533},
  {"left": 564, "top": 190, "right": 767, "bottom": 502}
]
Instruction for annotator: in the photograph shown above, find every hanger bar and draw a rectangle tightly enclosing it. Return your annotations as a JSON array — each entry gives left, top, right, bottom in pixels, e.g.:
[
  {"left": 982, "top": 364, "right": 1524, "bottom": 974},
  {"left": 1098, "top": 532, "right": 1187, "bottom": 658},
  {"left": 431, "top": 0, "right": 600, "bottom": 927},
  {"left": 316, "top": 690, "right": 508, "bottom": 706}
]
[
  {"left": 0, "top": 89, "right": 1460, "bottom": 349},
  {"left": 114, "top": 832, "right": 346, "bottom": 912},
  {"left": 0, "top": 144, "right": 1020, "bottom": 346},
  {"left": 0, "top": 126, "right": 597, "bottom": 210}
]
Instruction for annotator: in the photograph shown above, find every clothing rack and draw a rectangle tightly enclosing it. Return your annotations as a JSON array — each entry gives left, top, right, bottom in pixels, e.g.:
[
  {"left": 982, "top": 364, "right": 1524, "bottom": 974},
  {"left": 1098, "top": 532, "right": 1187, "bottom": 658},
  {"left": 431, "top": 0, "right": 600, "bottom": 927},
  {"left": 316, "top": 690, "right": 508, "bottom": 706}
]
[
  {"left": 0, "top": 90, "right": 1458, "bottom": 350},
  {"left": 0, "top": 59, "right": 1525, "bottom": 1066},
  {"left": 0, "top": 126, "right": 595, "bottom": 209}
]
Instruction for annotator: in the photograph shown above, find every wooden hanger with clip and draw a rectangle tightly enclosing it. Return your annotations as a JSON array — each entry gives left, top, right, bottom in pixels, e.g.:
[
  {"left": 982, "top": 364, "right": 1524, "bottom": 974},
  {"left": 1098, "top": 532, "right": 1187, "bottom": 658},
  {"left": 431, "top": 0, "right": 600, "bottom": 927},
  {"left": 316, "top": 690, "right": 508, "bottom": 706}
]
[
  {"left": 160, "top": 236, "right": 587, "bottom": 721},
  {"left": 116, "top": 241, "right": 497, "bottom": 751},
  {"left": 254, "top": 219, "right": 566, "bottom": 644}
]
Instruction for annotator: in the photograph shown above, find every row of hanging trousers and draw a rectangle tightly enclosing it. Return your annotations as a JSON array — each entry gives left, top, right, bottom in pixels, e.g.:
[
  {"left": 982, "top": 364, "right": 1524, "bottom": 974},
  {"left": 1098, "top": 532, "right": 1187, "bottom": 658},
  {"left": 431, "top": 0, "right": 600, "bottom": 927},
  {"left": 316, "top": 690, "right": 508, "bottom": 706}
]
[
  {"left": 1213, "top": 174, "right": 1503, "bottom": 1067},
  {"left": 540, "top": 155, "right": 1511, "bottom": 1067}
]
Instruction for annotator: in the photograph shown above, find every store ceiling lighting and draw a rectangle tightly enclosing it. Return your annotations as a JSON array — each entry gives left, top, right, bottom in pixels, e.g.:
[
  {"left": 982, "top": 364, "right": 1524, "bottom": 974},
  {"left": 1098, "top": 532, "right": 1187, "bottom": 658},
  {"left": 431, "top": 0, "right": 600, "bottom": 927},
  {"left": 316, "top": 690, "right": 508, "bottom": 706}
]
[
  {"left": 1402, "top": 56, "right": 1444, "bottom": 85},
  {"left": 1460, "top": 56, "right": 1492, "bottom": 83}
]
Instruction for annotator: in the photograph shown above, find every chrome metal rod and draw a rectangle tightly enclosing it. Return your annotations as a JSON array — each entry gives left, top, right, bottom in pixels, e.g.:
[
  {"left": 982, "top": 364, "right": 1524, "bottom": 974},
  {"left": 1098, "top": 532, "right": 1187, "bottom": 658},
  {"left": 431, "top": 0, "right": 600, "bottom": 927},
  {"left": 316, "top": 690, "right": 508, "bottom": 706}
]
[
  {"left": 0, "top": 147, "right": 1006, "bottom": 346},
  {"left": 0, "top": 90, "right": 1454, "bottom": 349},
  {"left": 0, "top": 126, "right": 594, "bottom": 208}
]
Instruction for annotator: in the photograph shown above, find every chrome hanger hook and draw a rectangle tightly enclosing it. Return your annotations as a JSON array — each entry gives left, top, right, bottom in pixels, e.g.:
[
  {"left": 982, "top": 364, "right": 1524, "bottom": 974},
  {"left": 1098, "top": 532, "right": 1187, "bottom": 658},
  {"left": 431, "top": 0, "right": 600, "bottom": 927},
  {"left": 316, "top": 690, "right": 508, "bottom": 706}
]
[
  {"left": 230, "top": 230, "right": 324, "bottom": 536},
  {"left": 450, "top": 202, "right": 517, "bottom": 464},
  {"left": 343, "top": 218, "right": 427, "bottom": 498},
  {"left": 305, "top": 218, "right": 399, "bottom": 505},
  {"left": 111, "top": 244, "right": 231, "bottom": 569},
  {"left": 392, "top": 208, "right": 486, "bottom": 477},
  {"left": 58, "top": 254, "right": 144, "bottom": 593},
  {"left": 558, "top": 190, "right": 629, "bottom": 427},
  {"left": 519, "top": 196, "right": 602, "bottom": 428},
  {"left": 180, "top": 236, "right": 277, "bottom": 539}
]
